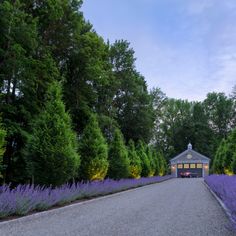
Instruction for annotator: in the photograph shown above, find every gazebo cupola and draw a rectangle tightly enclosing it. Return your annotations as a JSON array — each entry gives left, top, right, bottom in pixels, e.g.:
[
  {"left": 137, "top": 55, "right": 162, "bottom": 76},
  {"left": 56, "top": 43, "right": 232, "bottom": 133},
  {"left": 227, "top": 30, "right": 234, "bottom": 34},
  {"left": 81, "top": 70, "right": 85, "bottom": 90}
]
[{"left": 188, "top": 143, "right": 192, "bottom": 150}]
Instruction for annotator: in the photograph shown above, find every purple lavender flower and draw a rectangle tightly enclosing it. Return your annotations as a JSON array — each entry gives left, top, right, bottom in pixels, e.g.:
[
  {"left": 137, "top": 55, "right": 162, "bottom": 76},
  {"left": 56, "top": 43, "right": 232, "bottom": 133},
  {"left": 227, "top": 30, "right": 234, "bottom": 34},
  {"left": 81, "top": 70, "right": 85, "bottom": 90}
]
[
  {"left": 205, "top": 175, "right": 236, "bottom": 231},
  {"left": 0, "top": 176, "right": 171, "bottom": 218}
]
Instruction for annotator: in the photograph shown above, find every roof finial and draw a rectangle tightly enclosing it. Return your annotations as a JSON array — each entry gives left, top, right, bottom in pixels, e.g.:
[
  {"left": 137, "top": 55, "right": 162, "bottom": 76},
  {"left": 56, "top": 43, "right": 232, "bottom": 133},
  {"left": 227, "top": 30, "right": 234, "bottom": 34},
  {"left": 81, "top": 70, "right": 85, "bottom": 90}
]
[{"left": 188, "top": 143, "right": 192, "bottom": 150}]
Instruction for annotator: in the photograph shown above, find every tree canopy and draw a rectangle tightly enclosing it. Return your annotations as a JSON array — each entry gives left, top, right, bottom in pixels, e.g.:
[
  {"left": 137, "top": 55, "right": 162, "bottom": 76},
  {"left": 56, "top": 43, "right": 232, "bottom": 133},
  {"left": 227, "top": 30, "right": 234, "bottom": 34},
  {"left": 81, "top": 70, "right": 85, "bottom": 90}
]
[{"left": 0, "top": 0, "right": 235, "bottom": 185}]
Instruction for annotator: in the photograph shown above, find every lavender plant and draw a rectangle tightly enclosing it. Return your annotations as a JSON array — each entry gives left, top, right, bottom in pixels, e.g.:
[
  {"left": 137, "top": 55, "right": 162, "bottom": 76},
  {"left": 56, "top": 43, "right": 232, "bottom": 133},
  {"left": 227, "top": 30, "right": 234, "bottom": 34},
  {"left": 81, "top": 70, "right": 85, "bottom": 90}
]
[
  {"left": 0, "top": 175, "right": 171, "bottom": 218},
  {"left": 205, "top": 175, "right": 236, "bottom": 231}
]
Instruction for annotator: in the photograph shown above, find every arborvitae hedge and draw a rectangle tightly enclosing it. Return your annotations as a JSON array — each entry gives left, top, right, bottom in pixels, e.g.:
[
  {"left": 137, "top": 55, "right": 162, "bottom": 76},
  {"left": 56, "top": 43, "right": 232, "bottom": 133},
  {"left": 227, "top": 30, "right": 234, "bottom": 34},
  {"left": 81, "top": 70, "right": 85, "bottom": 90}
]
[
  {"left": 108, "top": 128, "right": 130, "bottom": 179},
  {"left": 137, "top": 140, "right": 151, "bottom": 177},
  {"left": 153, "top": 151, "right": 161, "bottom": 176},
  {"left": 213, "top": 128, "right": 236, "bottom": 175},
  {"left": 231, "top": 153, "right": 236, "bottom": 174},
  {"left": 159, "top": 152, "right": 167, "bottom": 176},
  {"left": 146, "top": 146, "right": 156, "bottom": 177},
  {"left": 226, "top": 129, "right": 236, "bottom": 174},
  {"left": 25, "top": 82, "right": 80, "bottom": 186},
  {"left": 212, "top": 139, "right": 226, "bottom": 174},
  {"left": 79, "top": 114, "right": 109, "bottom": 181},
  {"left": 128, "top": 140, "right": 142, "bottom": 179}
]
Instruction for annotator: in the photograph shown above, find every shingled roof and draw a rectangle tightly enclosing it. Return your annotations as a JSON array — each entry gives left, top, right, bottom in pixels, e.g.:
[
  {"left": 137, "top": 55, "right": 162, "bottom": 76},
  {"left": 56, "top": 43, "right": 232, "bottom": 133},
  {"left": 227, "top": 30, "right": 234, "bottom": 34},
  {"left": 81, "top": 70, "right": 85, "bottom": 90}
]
[{"left": 170, "top": 144, "right": 210, "bottom": 164}]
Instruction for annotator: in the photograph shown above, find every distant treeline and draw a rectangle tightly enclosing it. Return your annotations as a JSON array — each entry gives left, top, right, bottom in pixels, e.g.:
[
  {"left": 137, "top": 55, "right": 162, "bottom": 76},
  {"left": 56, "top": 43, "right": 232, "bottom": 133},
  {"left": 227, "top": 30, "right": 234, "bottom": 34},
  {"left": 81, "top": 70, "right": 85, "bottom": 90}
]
[{"left": 0, "top": 1, "right": 235, "bottom": 185}]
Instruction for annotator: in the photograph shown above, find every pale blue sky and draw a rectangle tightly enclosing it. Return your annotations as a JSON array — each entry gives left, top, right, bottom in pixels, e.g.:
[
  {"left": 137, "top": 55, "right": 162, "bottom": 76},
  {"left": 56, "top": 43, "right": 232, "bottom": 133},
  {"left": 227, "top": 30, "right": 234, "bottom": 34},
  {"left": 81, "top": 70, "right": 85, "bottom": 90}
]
[{"left": 82, "top": 0, "right": 236, "bottom": 101}]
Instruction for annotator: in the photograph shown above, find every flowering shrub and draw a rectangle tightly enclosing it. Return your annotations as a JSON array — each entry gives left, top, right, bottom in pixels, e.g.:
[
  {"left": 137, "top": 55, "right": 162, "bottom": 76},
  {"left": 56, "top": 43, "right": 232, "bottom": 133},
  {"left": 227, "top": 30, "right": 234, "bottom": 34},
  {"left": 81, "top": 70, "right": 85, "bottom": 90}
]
[
  {"left": 0, "top": 175, "right": 171, "bottom": 218},
  {"left": 205, "top": 175, "right": 236, "bottom": 230}
]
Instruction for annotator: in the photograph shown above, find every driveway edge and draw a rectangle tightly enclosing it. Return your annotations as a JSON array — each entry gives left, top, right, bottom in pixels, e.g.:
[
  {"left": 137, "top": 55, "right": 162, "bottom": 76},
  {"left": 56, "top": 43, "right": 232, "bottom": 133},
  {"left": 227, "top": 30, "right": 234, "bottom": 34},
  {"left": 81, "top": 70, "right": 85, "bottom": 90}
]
[
  {"left": 0, "top": 177, "right": 172, "bottom": 226},
  {"left": 203, "top": 181, "right": 235, "bottom": 225}
]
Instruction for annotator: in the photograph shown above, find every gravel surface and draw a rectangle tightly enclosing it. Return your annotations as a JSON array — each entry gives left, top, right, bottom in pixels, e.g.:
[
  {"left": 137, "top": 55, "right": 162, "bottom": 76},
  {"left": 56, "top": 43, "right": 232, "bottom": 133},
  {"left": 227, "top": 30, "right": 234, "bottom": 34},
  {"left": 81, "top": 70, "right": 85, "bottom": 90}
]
[{"left": 0, "top": 178, "right": 234, "bottom": 236}]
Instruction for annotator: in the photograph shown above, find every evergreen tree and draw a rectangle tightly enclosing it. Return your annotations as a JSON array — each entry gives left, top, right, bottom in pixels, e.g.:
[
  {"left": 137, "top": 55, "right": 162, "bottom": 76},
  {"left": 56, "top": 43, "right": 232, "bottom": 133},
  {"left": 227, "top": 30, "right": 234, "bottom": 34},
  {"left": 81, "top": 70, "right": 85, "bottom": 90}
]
[
  {"left": 25, "top": 82, "right": 80, "bottom": 186},
  {"left": 153, "top": 151, "right": 161, "bottom": 176},
  {"left": 79, "top": 114, "right": 109, "bottom": 181},
  {"left": 146, "top": 146, "right": 156, "bottom": 177},
  {"left": 0, "top": 0, "right": 60, "bottom": 183},
  {"left": 158, "top": 153, "right": 167, "bottom": 176},
  {"left": 108, "top": 128, "right": 130, "bottom": 179},
  {"left": 128, "top": 140, "right": 142, "bottom": 179},
  {"left": 227, "top": 129, "right": 236, "bottom": 174},
  {"left": 231, "top": 153, "right": 236, "bottom": 174},
  {"left": 137, "top": 141, "right": 151, "bottom": 177},
  {"left": 213, "top": 129, "right": 236, "bottom": 175}
]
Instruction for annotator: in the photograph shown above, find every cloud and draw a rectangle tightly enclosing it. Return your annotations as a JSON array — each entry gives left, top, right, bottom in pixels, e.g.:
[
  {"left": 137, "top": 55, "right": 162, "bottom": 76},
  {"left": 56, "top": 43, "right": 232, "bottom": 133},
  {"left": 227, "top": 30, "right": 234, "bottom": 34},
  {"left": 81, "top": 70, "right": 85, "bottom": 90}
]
[
  {"left": 186, "top": 0, "right": 214, "bottom": 15},
  {"left": 209, "top": 31, "right": 236, "bottom": 95},
  {"left": 134, "top": 34, "right": 209, "bottom": 101},
  {"left": 82, "top": 0, "right": 236, "bottom": 101}
]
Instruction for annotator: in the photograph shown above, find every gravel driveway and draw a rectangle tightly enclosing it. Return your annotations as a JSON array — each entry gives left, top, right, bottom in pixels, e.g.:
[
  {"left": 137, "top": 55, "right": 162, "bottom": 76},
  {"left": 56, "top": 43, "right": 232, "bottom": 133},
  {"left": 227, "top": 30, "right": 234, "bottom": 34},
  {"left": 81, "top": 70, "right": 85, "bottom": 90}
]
[{"left": 0, "top": 178, "right": 234, "bottom": 236}]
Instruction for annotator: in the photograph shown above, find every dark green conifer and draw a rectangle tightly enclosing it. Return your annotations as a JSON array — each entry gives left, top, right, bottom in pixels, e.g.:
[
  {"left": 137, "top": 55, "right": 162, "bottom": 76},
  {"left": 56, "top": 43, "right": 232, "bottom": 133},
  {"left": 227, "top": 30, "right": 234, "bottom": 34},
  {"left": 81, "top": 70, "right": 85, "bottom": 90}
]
[
  {"left": 108, "top": 128, "right": 130, "bottom": 179},
  {"left": 128, "top": 140, "right": 142, "bottom": 179},
  {"left": 26, "top": 82, "right": 80, "bottom": 186},
  {"left": 137, "top": 141, "right": 151, "bottom": 177},
  {"left": 79, "top": 114, "right": 109, "bottom": 180}
]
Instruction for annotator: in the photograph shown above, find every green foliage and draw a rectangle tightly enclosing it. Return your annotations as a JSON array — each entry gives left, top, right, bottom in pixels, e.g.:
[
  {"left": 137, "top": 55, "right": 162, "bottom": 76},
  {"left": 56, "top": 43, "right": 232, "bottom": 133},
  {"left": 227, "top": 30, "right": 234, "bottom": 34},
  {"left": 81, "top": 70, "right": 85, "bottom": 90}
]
[
  {"left": 203, "top": 92, "right": 235, "bottom": 139},
  {"left": 137, "top": 141, "right": 151, "bottom": 177},
  {"left": 212, "top": 128, "right": 236, "bottom": 174},
  {"left": 0, "top": 0, "right": 61, "bottom": 183},
  {"left": 212, "top": 139, "right": 227, "bottom": 174},
  {"left": 0, "top": 122, "right": 6, "bottom": 158},
  {"left": 152, "top": 98, "right": 193, "bottom": 160},
  {"left": 231, "top": 85, "right": 236, "bottom": 101},
  {"left": 152, "top": 92, "right": 235, "bottom": 164},
  {"left": 231, "top": 153, "right": 236, "bottom": 174},
  {"left": 110, "top": 40, "right": 155, "bottom": 143},
  {"left": 158, "top": 153, "right": 167, "bottom": 176},
  {"left": 25, "top": 82, "right": 80, "bottom": 186},
  {"left": 0, "top": 121, "right": 6, "bottom": 179},
  {"left": 152, "top": 152, "right": 160, "bottom": 176},
  {"left": 0, "top": 0, "right": 157, "bottom": 185},
  {"left": 228, "top": 129, "right": 236, "bottom": 174},
  {"left": 146, "top": 146, "right": 156, "bottom": 177},
  {"left": 108, "top": 129, "right": 130, "bottom": 179},
  {"left": 128, "top": 140, "right": 142, "bottom": 179},
  {"left": 1, "top": 0, "right": 235, "bottom": 186},
  {"left": 64, "top": 30, "right": 114, "bottom": 135},
  {"left": 22, "top": 0, "right": 84, "bottom": 66},
  {"left": 79, "top": 114, "right": 109, "bottom": 181}
]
